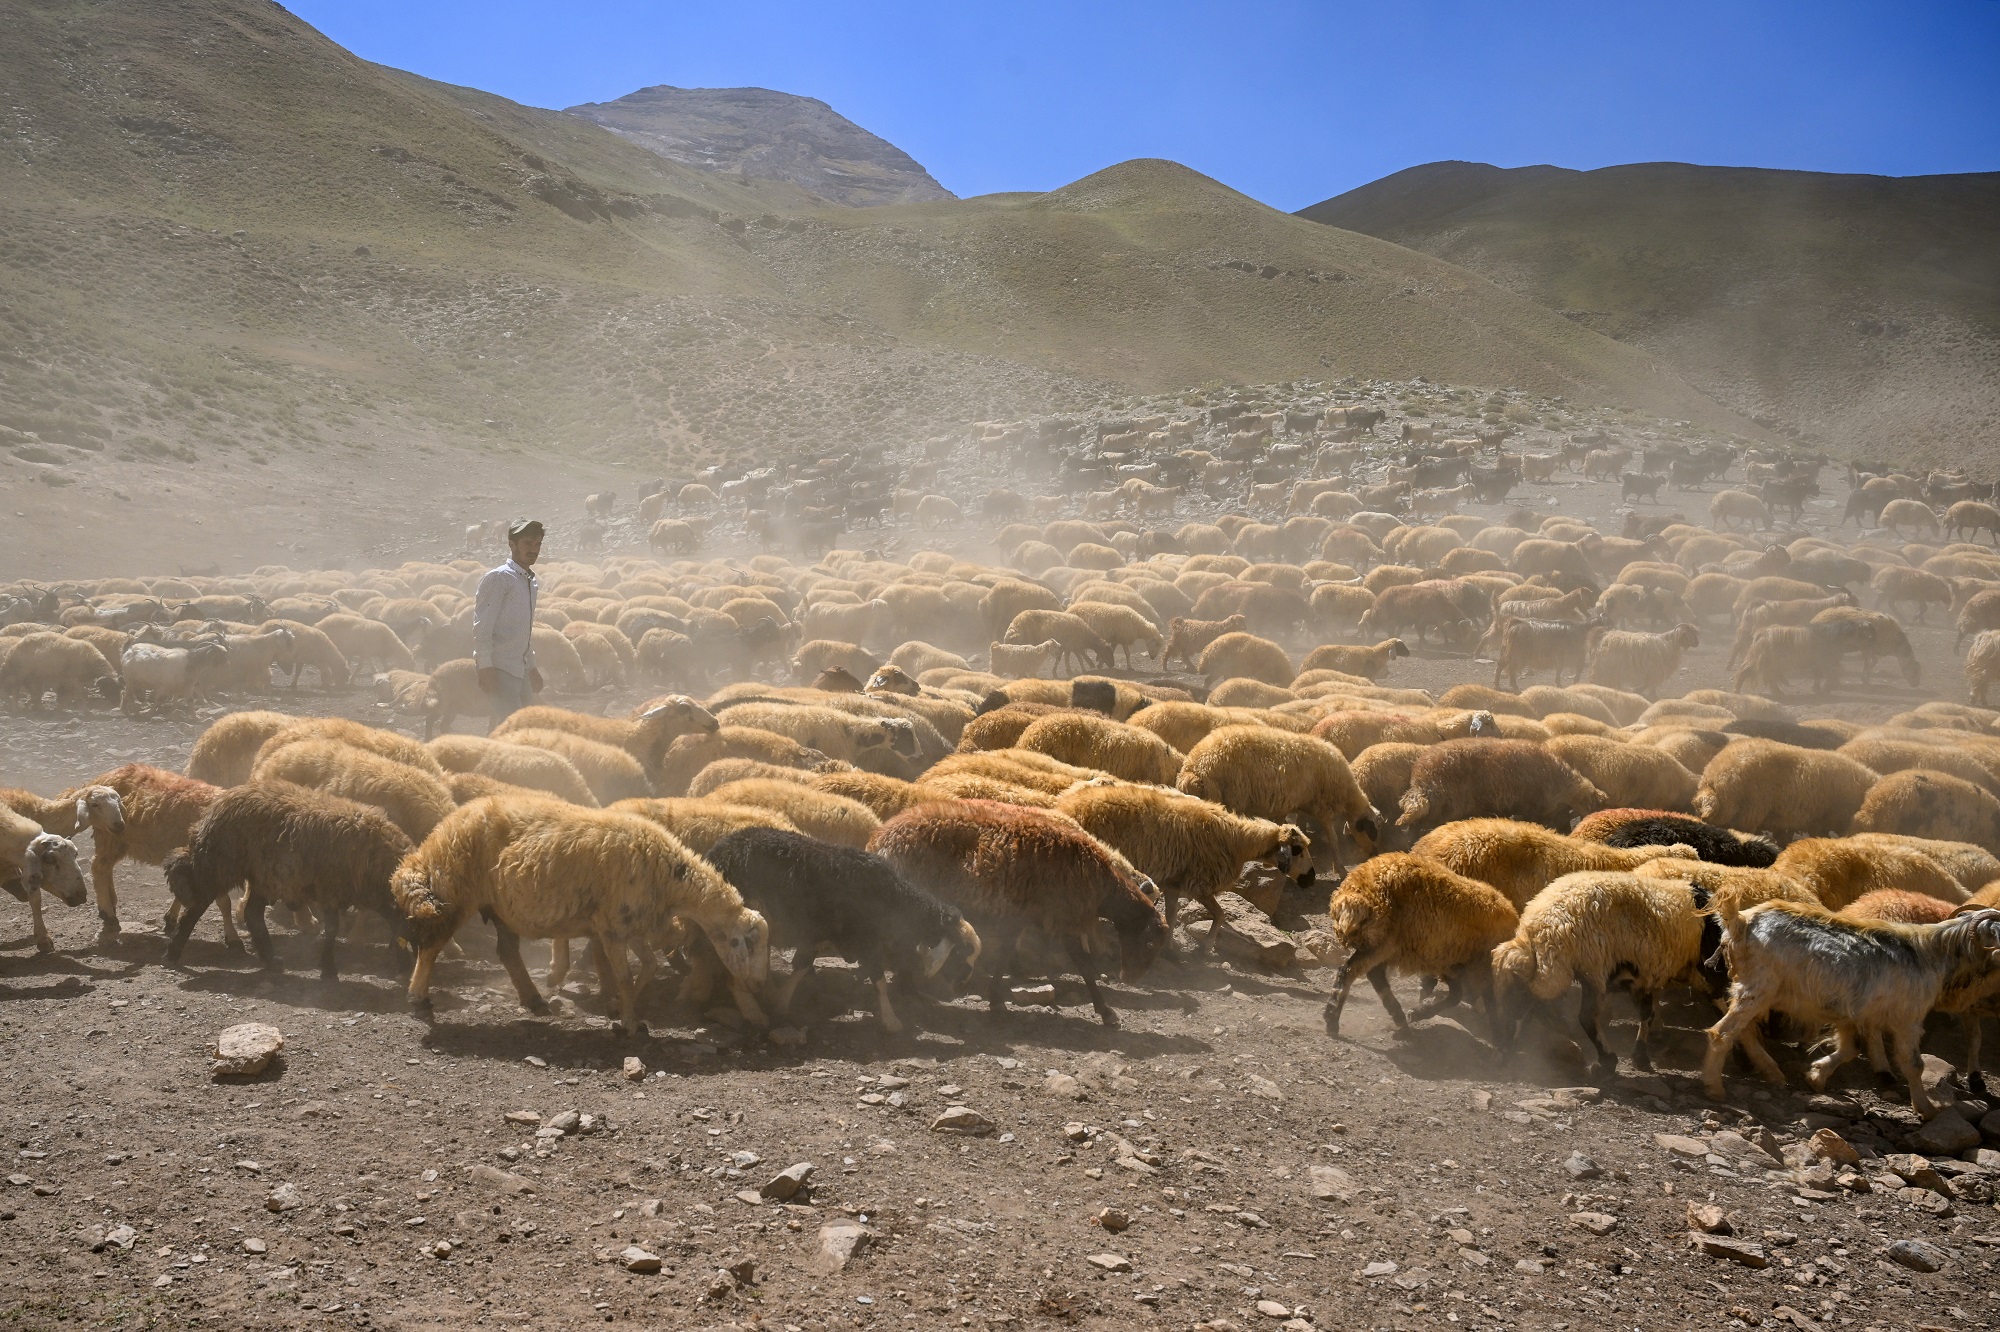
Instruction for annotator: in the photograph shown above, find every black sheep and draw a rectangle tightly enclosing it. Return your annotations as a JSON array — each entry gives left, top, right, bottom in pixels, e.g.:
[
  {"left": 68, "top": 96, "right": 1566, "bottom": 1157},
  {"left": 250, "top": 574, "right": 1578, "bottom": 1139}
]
[
  {"left": 1569, "top": 808, "right": 1780, "bottom": 868},
  {"left": 1721, "top": 718, "right": 1849, "bottom": 750},
  {"left": 702, "top": 827, "right": 980, "bottom": 1033}
]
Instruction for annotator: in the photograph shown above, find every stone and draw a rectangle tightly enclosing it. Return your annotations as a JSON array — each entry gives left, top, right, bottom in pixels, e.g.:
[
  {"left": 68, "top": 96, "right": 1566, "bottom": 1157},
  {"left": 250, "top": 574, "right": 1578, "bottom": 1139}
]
[
  {"left": 1361, "top": 1260, "right": 1398, "bottom": 1277},
  {"left": 761, "top": 1163, "right": 814, "bottom": 1202},
  {"left": 1253, "top": 1299, "right": 1291, "bottom": 1318},
  {"left": 1563, "top": 1152, "right": 1602, "bottom": 1180},
  {"left": 621, "top": 1057, "right": 646, "bottom": 1081},
  {"left": 1979, "top": 1106, "right": 2000, "bottom": 1142},
  {"left": 768, "top": 1026, "right": 807, "bottom": 1047},
  {"left": 1044, "top": 1073, "right": 1085, "bottom": 1100},
  {"left": 1686, "top": 1203, "right": 1731, "bottom": 1235},
  {"left": 264, "top": 1183, "right": 302, "bottom": 1212},
  {"left": 1691, "top": 1235, "right": 1767, "bottom": 1268},
  {"left": 1654, "top": 1133, "right": 1710, "bottom": 1158},
  {"left": 543, "top": 1110, "right": 580, "bottom": 1135},
  {"left": 1094, "top": 1207, "right": 1129, "bottom": 1233},
  {"left": 930, "top": 1105, "right": 993, "bottom": 1135},
  {"left": 504, "top": 1110, "right": 542, "bottom": 1125},
  {"left": 1245, "top": 1074, "right": 1283, "bottom": 1100},
  {"left": 242, "top": 1237, "right": 266, "bottom": 1254},
  {"left": 467, "top": 1165, "right": 534, "bottom": 1195},
  {"left": 1883, "top": 1154, "right": 1952, "bottom": 1195},
  {"left": 1514, "top": 1258, "right": 1545, "bottom": 1274},
  {"left": 619, "top": 1246, "right": 662, "bottom": 1274},
  {"left": 1308, "top": 1164, "right": 1358, "bottom": 1203},
  {"left": 211, "top": 1023, "right": 284, "bottom": 1079},
  {"left": 803, "top": 1219, "right": 875, "bottom": 1276},
  {"left": 1807, "top": 1128, "right": 1859, "bottom": 1166},
  {"left": 1295, "top": 928, "right": 1338, "bottom": 969},
  {"left": 1884, "top": 1238, "right": 1945, "bottom": 1273},
  {"left": 1907, "top": 1108, "right": 1981, "bottom": 1156},
  {"left": 1708, "top": 1129, "right": 1782, "bottom": 1168},
  {"left": 1184, "top": 892, "right": 1297, "bottom": 968},
  {"left": 1087, "top": 1252, "right": 1133, "bottom": 1273},
  {"left": 98, "top": 1224, "right": 137, "bottom": 1252},
  {"left": 1569, "top": 1211, "right": 1618, "bottom": 1236}
]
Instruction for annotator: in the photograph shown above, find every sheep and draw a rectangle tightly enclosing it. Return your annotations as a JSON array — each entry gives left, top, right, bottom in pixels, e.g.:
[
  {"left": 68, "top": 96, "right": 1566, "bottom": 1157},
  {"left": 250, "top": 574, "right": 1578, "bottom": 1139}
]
[
  {"left": 697, "top": 828, "right": 980, "bottom": 1032},
  {"left": 1701, "top": 900, "right": 2000, "bottom": 1117},
  {"left": 1836, "top": 736, "right": 2000, "bottom": 797},
  {"left": 1360, "top": 579, "right": 1487, "bottom": 648},
  {"left": 868, "top": 800, "right": 1169, "bottom": 1027},
  {"left": 1014, "top": 712, "right": 1183, "bottom": 785},
  {"left": 709, "top": 701, "right": 920, "bottom": 775},
  {"left": 1769, "top": 838, "right": 1967, "bottom": 911},
  {"left": 1543, "top": 735, "right": 1699, "bottom": 812},
  {"left": 1570, "top": 809, "right": 1780, "bottom": 867},
  {"left": 0, "top": 632, "right": 119, "bottom": 710},
  {"left": 1810, "top": 605, "right": 1920, "bottom": 685},
  {"left": 889, "top": 640, "right": 969, "bottom": 677},
  {"left": 1196, "top": 631, "right": 1293, "bottom": 687},
  {"left": 393, "top": 797, "right": 770, "bottom": 1034},
  {"left": 1850, "top": 769, "right": 2000, "bottom": 857},
  {"left": 314, "top": 613, "right": 417, "bottom": 672},
  {"left": 988, "top": 639, "right": 1063, "bottom": 679},
  {"left": 654, "top": 727, "right": 838, "bottom": 798},
  {"left": 491, "top": 728, "right": 654, "bottom": 804},
  {"left": 1160, "top": 614, "right": 1249, "bottom": 672},
  {"left": 1945, "top": 499, "right": 2000, "bottom": 545},
  {"left": 427, "top": 733, "right": 600, "bottom": 805},
  {"left": 1001, "top": 610, "right": 1109, "bottom": 675},
  {"left": 1065, "top": 602, "right": 1163, "bottom": 670},
  {"left": 249, "top": 739, "right": 456, "bottom": 842},
  {"left": 118, "top": 640, "right": 229, "bottom": 713},
  {"left": 1301, "top": 639, "right": 1410, "bottom": 682},
  {"left": 1709, "top": 490, "right": 1770, "bottom": 531},
  {"left": 863, "top": 665, "right": 921, "bottom": 697},
  {"left": 1491, "top": 871, "right": 1706, "bottom": 1074},
  {"left": 1877, "top": 498, "right": 1940, "bottom": 537},
  {"left": 812, "top": 770, "right": 940, "bottom": 820},
  {"left": 1483, "top": 617, "right": 1593, "bottom": 691},
  {"left": 0, "top": 806, "right": 88, "bottom": 954},
  {"left": 1845, "top": 832, "right": 2000, "bottom": 892},
  {"left": 1175, "top": 727, "right": 1379, "bottom": 869},
  {"left": 492, "top": 696, "right": 719, "bottom": 787},
  {"left": 1125, "top": 702, "right": 1263, "bottom": 754},
  {"left": 1840, "top": 889, "right": 1959, "bottom": 925},
  {"left": 1409, "top": 818, "right": 1698, "bottom": 910},
  {"left": 162, "top": 782, "right": 414, "bottom": 980},
  {"left": 1871, "top": 565, "right": 1954, "bottom": 622},
  {"left": 180, "top": 710, "right": 296, "bottom": 787},
  {"left": 926, "top": 749, "right": 1105, "bottom": 796},
  {"left": 697, "top": 778, "right": 883, "bottom": 847},
  {"left": 1584, "top": 623, "right": 1699, "bottom": 696},
  {"left": 1969, "top": 630, "right": 2000, "bottom": 705},
  {"left": 792, "top": 639, "right": 878, "bottom": 683},
  {"left": 1729, "top": 622, "right": 1849, "bottom": 696},
  {"left": 258, "top": 717, "right": 447, "bottom": 778},
  {"left": 68, "top": 764, "right": 226, "bottom": 944},
  {"left": 1054, "top": 782, "right": 1312, "bottom": 941},
  {"left": 1322, "top": 853, "right": 1519, "bottom": 1037},
  {"left": 1397, "top": 740, "right": 1607, "bottom": 836},
  {"left": 1691, "top": 739, "right": 1880, "bottom": 838}
]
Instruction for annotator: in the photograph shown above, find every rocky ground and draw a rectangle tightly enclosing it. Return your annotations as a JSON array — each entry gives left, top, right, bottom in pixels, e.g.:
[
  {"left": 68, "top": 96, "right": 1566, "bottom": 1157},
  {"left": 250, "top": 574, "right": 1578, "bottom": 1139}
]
[{"left": 5, "top": 435, "right": 1999, "bottom": 1331}]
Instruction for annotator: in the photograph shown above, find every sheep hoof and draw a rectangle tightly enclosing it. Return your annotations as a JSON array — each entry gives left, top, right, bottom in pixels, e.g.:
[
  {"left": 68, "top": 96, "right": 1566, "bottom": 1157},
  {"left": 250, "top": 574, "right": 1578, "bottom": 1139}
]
[
  {"left": 223, "top": 939, "right": 245, "bottom": 954},
  {"left": 1322, "top": 1005, "right": 1342, "bottom": 1038},
  {"left": 526, "top": 997, "right": 551, "bottom": 1016},
  {"left": 1629, "top": 1050, "right": 1653, "bottom": 1074},
  {"left": 1095, "top": 1009, "right": 1120, "bottom": 1029},
  {"left": 33, "top": 937, "right": 54, "bottom": 955}
]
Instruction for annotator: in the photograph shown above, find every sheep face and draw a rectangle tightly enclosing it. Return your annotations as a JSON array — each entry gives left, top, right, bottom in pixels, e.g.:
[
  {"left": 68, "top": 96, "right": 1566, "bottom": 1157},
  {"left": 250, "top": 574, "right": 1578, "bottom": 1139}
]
[
  {"left": 702, "top": 909, "right": 771, "bottom": 988},
  {"left": 925, "top": 918, "right": 984, "bottom": 983},
  {"left": 28, "top": 834, "right": 86, "bottom": 908},
  {"left": 1350, "top": 815, "right": 1381, "bottom": 860},
  {"left": 76, "top": 785, "right": 125, "bottom": 835},
  {"left": 644, "top": 695, "right": 721, "bottom": 736},
  {"left": 1267, "top": 824, "right": 1315, "bottom": 886},
  {"left": 866, "top": 666, "right": 920, "bottom": 696}
]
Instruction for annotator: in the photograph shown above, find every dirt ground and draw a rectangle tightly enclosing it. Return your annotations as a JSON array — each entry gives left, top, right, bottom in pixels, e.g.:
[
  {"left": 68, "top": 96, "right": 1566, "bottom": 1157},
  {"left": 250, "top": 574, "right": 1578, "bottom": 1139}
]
[{"left": 3, "top": 465, "right": 1997, "bottom": 1332}]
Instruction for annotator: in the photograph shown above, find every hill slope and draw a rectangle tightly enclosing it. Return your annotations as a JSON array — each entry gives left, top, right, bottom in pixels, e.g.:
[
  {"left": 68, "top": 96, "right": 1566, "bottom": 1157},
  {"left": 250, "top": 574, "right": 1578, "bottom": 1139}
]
[
  {"left": 0, "top": 0, "right": 1755, "bottom": 575},
  {"left": 1300, "top": 161, "right": 2000, "bottom": 461},
  {"left": 565, "top": 85, "right": 954, "bottom": 207}
]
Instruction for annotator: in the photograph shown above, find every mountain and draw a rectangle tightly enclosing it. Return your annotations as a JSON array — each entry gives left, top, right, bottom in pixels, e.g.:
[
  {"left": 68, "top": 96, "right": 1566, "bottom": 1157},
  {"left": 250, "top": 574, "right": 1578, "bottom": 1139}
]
[
  {"left": 0, "top": 0, "right": 1755, "bottom": 576},
  {"left": 564, "top": 85, "right": 954, "bottom": 207},
  {"left": 1300, "top": 161, "right": 2000, "bottom": 462}
]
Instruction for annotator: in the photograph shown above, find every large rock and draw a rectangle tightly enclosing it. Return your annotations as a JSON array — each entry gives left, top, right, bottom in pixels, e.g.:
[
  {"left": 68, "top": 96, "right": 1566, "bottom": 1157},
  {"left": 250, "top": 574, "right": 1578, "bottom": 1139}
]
[
  {"left": 1807, "top": 1128, "right": 1860, "bottom": 1166},
  {"left": 1184, "top": 892, "right": 1297, "bottom": 968},
  {"left": 211, "top": 1023, "right": 284, "bottom": 1079},
  {"left": 1309, "top": 1165, "right": 1359, "bottom": 1204},
  {"left": 930, "top": 1105, "right": 993, "bottom": 1135},
  {"left": 1885, "top": 1238, "right": 1946, "bottom": 1273},
  {"left": 1907, "top": 1108, "right": 1981, "bottom": 1156},
  {"left": 760, "top": 1163, "right": 814, "bottom": 1202},
  {"left": 1691, "top": 1235, "right": 1767, "bottom": 1268},
  {"left": 802, "top": 1219, "right": 876, "bottom": 1276}
]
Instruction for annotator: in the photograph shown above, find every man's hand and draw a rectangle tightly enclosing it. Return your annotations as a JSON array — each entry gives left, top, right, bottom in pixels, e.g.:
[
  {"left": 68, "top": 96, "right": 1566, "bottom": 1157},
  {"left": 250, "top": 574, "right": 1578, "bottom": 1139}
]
[
  {"left": 528, "top": 668, "right": 545, "bottom": 694},
  {"left": 477, "top": 667, "right": 499, "bottom": 694}
]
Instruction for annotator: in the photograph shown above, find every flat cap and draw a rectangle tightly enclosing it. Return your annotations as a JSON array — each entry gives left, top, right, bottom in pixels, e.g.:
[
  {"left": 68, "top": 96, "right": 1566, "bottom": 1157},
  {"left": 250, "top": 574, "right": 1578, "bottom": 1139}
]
[{"left": 507, "top": 518, "right": 544, "bottom": 540}]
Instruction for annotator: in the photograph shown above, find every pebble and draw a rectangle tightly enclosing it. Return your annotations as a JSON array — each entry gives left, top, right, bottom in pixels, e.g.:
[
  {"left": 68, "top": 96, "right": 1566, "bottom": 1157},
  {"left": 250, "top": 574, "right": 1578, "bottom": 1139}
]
[
  {"left": 504, "top": 1110, "right": 542, "bottom": 1125},
  {"left": 1253, "top": 1299, "right": 1291, "bottom": 1318},
  {"left": 242, "top": 1238, "right": 266, "bottom": 1254},
  {"left": 543, "top": 1110, "right": 580, "bottom": 1134},
  {"left": 1094, "top": 1207, "right": 1130, "bottom": 1233},
  {"left": 1361, "top": 1260, "right": 1398, "bottom": 1277},
  {"left": 619, "top": 1246, "right": 662, "bottom": 1274},
  {"left": 1884, "top": 1238, "right": 1946, "bottom": 1273},
  {"left": 1691, "top": 1234, "right": 1767, "bottom": 1268},
  {"left": 1563, "top": 1152, "right": 1602, "bottom": 1180},
  {"left": 761, "top": 1162, "right": 815, "bottom": 1202},
  {"left": 929, "top": 1105, "right": 993, "bottom": 1135},
  {"left": 805, "top": 1219, "right": 875, "bottom": 1276},
  {"left": 621, "top": 1057, "right": 646, "bottom": 1081},
  {"left": 1308, "top": 1164, "right": 1358, "bottom": 1203},
  {"left": 1807, "top": 1127, "right": 1859, "bottom": 1166},
  {"left": 1087, "top": 1252, "right": 1132, "bottom": 1273},
  {"left": 264, "top": 1183, "right": 302, "bottom": 1212},
  {"left": 1569, "top": 1211, "right": 1618, "bottom": 1235},
  {"left": 1907, "top": 1108, "right": 1981, "bottom": 1155},
  {"left": 1686, "top": 1203, "right": 1731, "bottom": 1235},
  {"left": 211, "top": 1023, "right": 284, "bottom": 1079}
]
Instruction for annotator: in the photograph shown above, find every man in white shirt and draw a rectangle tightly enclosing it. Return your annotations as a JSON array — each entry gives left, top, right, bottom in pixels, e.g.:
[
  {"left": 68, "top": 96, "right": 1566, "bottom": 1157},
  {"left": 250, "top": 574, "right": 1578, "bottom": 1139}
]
[{"left": 473, "top": 519, "right": 544, "bottom": 731}]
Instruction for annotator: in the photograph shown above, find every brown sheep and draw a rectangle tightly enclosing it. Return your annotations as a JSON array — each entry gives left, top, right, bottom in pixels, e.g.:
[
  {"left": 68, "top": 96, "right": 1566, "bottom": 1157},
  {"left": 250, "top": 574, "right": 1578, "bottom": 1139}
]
[
  {"left": 1543, "top": 735, "right": 1699, "bottom": 812},
  {"left": 81, "top": 765, "right": 227, "bottom": 944},
  {"left": 492, "top": 696, "right": 720, "bottom": 787},
  {"left": 1691, "top": 739, "right": 1879, "bottom": 838},
  {"left": 1176, "top": 728, "right": 1379, "bottom": 868},
  {"left": 1301, "top": 639, "right": 1410, "bottom": 682},
  {"left": 249, "top": 739, "right": 456, "bottom": 842},
  {"left": 698, "top": 779, "right": 882, "bottom": 848},
  {"left": 1410, "top": 818, "right": 1697, "bottom": 910},
  {"left": 163, "top": 781, "right": 414, "bottom": 980},
  {"left": 1014, "top": 712, "right": 1184, "bottom": 784},
  {"left": 1197, "top": 631, "right": 1294, "bottom": 687},
  {"left": 1769, "top": 838, "right": 1967, "bottom": 911},
  {"left": 427, "top": 734, "right": 601, "bottom": 805},
  {"left": 1851, "top": 769, "right": 2000, "bottom": 857},
  {"left": 1323, "top": 853, "right": 1519, "bottom": 1038},
  {"left": 1397, "top": 740, "right": 1607, "bottom": 835},
  {"left": 868, "top": 800, "right": 1169, "bottom": 1027},
  {"left": 1160, "top": 614, "right": 1248, "bottom": 672},
  {"left": 184, "top": 709, "right": 301, "bottom": 787}
]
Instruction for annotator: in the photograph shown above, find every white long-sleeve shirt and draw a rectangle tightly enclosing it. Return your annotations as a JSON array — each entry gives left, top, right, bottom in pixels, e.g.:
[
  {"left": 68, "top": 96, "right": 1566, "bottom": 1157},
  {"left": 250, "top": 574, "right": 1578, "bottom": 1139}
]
[{"left": 473, "top": 558, "right": 539, "bottom": 678}]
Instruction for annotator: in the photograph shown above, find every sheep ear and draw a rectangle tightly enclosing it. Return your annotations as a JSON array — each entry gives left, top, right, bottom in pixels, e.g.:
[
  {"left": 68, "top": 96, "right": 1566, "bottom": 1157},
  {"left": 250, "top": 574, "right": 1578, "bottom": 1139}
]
[{"left": 75, "top": 796, "right": 91, "bottom": 826}]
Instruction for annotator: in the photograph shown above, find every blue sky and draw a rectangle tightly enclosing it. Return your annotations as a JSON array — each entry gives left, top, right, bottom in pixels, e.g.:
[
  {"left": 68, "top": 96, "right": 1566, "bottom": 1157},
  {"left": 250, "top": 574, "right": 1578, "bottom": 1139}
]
[{"left": 290, "top": 1, "right": 2000, "bottom": 209}]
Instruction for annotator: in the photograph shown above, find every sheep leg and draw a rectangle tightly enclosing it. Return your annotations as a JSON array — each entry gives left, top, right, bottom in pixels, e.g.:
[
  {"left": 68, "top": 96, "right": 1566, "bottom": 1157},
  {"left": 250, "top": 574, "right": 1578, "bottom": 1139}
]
[
  {"left": 1884, "top": 1024, "right": 1938, "bottom": 1119},
  {"left": 594, "top": 934, "right": 646, "bottom": 1036},
  {"left": 1963, "top": 1014, "right": 1988, "bottom": 1099},
  {"left": 771, "top": 945, "right": 818, "bottom": 1018},
  {"left": 873, "top": 977, "right": 905, "bottom": 1035},
  {"left": 317, "top": 909, "right": 342, "bottom": 982},
  {"left": 1409, "top": 973, "right": 1463, "bottom": 1024},
  {"left": 547, "top": 936, "right": 573, "bottom": 989},
  {"left": 216, "top": 888, "right": 245, "bottom": 952},
  {"left": 242, "top": 895, "right": 278, "bottom": 972},
  {"left": 676, "top": 941, "right": 721, "bottom": 1009},
  {"left": 24, "top": 882, "right": 53, "bottom": 954},
  {"left": 1195, "top": 889, "right": 1226, "bottom": 954},
  {"left": 1576, "top": 982, "right": 1617, "bottom": 1074},
  {"left": 1064, "top": 935, "right": 1119, "bottom": 1028},
  {"left": 983, "top": 934, "right": 1020, "bottom": 1020},
  {"left": 1629, "top": 989, "right": 1658, "bottom": 1073},
  {"left": 163, "top": 891, "right": 214, "bottom": 966},
  {"left": 1702, "top": 992, "right": 1773, "bottom": 1099},
  {"left": 491, "top": 921, "right": 549, "bottom": 1015},
  {"left": 407, "top": 946, "right": 441, "bottom": 1012},
  {"left": 90, "top": 848, "right": 122, "bottom": 942},
  {"left": 1366, "top": 964, "right": 1409, "bottom": 1031},
  {"left": 1805, "top": 1024, "right": 1864, "bottom": 1093}
]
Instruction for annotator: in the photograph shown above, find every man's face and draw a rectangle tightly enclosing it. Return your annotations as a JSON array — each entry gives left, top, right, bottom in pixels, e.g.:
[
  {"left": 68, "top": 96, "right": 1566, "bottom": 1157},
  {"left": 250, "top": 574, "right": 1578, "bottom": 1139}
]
[{"left": 510, "top": 533, "right": 543, "bottom": 568}]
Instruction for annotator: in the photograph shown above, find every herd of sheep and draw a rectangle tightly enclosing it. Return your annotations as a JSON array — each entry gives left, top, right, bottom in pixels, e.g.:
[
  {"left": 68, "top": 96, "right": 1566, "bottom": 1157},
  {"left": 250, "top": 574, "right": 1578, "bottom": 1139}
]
[{"left": 7, "top": 409, "right": 2000, "bottom": 1128}]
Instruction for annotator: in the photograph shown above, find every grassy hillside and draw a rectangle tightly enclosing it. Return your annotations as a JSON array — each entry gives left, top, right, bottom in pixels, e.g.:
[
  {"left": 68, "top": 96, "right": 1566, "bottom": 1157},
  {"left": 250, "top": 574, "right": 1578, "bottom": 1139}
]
[
  {"left": 1300, "top": 161, "right": 2000, "bottom": 462},
  {"left": 0, "top": 0, "right": 1762, "bottom": 575}
]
